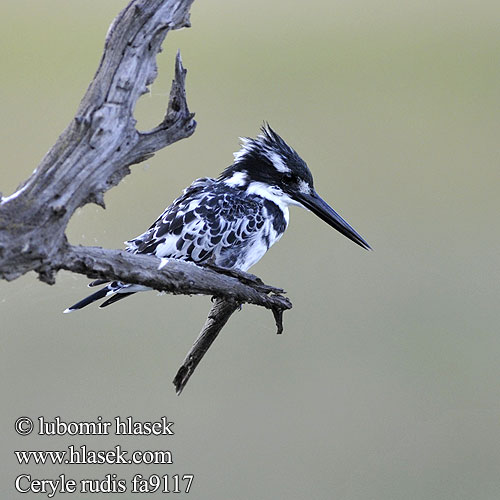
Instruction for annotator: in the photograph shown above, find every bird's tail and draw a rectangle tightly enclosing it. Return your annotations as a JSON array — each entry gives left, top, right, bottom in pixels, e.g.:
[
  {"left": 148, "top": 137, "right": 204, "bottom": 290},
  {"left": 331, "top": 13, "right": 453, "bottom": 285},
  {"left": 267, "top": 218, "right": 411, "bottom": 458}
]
[{"left": 63, "top": 284, "right": 136, "bottom": 313}]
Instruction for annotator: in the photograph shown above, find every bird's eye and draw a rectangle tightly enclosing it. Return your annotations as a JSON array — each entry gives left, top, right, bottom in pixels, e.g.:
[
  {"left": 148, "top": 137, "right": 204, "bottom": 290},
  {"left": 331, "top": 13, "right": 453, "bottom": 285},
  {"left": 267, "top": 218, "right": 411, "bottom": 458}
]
[{"left": 282, "top": 173, "right": 296, "bottom": 184}]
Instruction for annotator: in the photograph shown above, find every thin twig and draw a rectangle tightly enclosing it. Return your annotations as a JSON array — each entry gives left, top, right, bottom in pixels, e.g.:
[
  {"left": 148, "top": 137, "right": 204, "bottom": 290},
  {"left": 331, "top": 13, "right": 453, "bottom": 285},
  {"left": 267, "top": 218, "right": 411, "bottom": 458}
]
[{"left": 173, "top": 298, "right": 240, "bottom": 395}]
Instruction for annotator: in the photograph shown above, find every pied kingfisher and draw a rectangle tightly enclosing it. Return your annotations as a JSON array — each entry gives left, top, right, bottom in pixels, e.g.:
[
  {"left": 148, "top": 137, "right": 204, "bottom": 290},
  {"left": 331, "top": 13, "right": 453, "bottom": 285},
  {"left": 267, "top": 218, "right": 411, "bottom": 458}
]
[{"left": 65, "top": 124, "right": 370, "bottom": 312}]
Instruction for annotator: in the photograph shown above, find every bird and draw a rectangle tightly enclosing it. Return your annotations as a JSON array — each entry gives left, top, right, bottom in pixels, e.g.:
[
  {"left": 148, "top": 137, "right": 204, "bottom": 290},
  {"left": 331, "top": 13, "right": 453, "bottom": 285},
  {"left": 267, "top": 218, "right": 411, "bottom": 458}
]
[{"left": 64, "top": 124, "right": 370, "bottom": 313}]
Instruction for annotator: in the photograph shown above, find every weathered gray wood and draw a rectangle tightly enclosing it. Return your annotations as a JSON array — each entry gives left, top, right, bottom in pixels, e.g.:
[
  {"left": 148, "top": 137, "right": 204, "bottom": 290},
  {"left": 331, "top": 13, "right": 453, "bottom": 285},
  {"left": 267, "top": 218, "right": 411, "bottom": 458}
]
[
  {"left": 173, "top": 298, "right": 240, "bottom": 395},
  {"left": 0, "top": 0, "right": 196, "bottom": 284},
  {"left": 61, "top": 245, "right": 291, "bottom": 314}
]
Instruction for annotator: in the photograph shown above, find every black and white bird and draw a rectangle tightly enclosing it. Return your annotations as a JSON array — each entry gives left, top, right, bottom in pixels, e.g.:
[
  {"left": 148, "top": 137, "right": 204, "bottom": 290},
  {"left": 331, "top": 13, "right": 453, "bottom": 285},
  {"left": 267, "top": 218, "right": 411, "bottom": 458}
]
[{"left": 65, "top": 124, "right": 370, "bottom": 313}]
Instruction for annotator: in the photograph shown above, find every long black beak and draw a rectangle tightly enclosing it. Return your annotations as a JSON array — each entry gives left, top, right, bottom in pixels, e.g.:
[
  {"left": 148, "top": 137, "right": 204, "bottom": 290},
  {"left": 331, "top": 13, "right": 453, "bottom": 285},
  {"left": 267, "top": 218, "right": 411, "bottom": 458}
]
[{"left": 294, "top": 189, "right": 372, "bottom": 250}]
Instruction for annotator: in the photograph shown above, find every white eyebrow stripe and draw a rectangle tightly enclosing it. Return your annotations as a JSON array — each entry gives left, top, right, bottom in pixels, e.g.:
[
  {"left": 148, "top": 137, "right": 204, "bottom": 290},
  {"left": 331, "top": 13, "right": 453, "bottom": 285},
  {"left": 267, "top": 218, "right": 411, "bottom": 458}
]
[{"left": 267, "top": 151, "right": 290, "bottom": 173}]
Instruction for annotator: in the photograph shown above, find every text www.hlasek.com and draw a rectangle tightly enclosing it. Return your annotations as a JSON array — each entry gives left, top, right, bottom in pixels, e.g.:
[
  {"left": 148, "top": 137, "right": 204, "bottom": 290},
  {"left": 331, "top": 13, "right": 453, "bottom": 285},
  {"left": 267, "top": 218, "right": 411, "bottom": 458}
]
[{"left": 15, "top": 445, "right": 172, "bottom": 465}]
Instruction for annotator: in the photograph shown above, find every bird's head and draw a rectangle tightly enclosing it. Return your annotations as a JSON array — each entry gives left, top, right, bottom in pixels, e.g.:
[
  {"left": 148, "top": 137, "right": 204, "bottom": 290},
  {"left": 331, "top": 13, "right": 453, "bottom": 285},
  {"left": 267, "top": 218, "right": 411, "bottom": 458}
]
[{"left": 220, "top": 124, "right": 371, "bottom": 250}]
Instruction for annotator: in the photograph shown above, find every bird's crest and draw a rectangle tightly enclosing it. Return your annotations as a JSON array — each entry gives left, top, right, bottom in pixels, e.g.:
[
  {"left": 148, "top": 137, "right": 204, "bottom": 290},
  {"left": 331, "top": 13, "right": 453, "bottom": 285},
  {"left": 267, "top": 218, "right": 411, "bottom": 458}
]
[{"left": 232, "top": 123, "right": 296, "bottom": 173}]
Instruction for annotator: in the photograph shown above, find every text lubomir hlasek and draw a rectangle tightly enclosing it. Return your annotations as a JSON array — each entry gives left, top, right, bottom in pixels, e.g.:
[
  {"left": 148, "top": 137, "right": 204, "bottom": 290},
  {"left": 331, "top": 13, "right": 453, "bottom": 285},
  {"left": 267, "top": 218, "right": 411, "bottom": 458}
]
[{"left": 36, "top": 416, "right": 174, "bottom": 436}]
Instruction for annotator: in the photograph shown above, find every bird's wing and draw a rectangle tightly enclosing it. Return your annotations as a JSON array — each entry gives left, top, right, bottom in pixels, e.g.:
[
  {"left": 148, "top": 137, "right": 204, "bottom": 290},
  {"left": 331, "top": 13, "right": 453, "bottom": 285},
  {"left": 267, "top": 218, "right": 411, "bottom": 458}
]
[
  {"left": 126, "top": 179, "right": 266, "bottom": 267},
  {"left": 125, "top": 177, "right": 215, "bottom": 254}
]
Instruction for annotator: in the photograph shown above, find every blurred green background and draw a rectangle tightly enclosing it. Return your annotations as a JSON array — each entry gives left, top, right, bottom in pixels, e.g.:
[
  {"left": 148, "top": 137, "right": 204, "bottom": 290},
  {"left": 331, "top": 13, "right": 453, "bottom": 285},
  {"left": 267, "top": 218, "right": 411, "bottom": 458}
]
[{"left": 1, "top": 1, "right": 500, "bottom": 498}]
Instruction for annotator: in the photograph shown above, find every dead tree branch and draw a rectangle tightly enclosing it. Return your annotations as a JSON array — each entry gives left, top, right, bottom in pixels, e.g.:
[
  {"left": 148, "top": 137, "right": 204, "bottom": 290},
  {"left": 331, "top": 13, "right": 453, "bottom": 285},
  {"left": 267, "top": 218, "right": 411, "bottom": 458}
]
[
  {"left": 0, "top": 0, "right": 292, "bottom": 393},
  {"left": 173, "top": 298, "right": 240, "bottom": 395},
  {"left": 0, "top": 0, "right": 196, "bottom": 284},
  {"left": 60, "top": 245, "right": 291, "bottom": 315}
]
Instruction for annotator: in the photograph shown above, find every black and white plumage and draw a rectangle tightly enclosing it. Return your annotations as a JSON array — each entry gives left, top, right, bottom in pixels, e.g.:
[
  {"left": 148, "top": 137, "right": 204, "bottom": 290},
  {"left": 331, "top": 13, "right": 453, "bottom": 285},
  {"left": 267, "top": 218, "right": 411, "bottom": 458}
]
[{"left": 65, "top": 124, "right": 370, "bottom": 313}]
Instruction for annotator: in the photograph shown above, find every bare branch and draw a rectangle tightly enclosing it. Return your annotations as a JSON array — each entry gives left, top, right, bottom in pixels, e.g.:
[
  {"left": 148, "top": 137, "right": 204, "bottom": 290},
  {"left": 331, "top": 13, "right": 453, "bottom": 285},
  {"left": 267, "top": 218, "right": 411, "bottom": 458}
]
[
  {"left": 60, "top": 245, "right": 292, "bottom": 314},
  {"left": 0, "top": 0, "right": 196, "bottom": 283},
  {"left": 173, "top": 298, "right": 240, "bottom": 395},
  {"left": 135, "top": 50, "right": 195, "bottom": 157}
]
